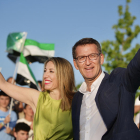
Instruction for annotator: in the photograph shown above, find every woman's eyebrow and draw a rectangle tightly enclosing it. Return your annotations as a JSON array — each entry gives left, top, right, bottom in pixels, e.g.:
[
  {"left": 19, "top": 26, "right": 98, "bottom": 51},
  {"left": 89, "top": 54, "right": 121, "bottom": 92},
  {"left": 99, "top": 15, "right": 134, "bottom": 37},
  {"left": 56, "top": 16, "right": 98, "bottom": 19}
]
[
  {"left": 45, "top": 68, "right": 54, "bottom": 70},
  {"left": 49, "top": 68, "right": 54, "bottom": 70}
]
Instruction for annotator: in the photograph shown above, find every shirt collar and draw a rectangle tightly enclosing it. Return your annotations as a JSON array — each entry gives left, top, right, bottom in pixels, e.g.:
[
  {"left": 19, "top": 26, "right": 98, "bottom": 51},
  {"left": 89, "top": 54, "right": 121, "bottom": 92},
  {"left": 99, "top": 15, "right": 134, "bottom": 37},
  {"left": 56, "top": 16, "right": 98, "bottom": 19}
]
[{"left": 79, "top": 71, "right": 105, "bottom": 94}]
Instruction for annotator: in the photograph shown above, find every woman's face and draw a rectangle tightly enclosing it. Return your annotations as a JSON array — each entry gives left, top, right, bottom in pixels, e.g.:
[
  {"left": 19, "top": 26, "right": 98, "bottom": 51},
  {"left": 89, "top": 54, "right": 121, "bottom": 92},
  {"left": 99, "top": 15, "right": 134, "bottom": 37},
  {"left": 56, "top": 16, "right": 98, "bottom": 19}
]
[{"left": 43, "top": 61, "right": 59, "bottom": 91}]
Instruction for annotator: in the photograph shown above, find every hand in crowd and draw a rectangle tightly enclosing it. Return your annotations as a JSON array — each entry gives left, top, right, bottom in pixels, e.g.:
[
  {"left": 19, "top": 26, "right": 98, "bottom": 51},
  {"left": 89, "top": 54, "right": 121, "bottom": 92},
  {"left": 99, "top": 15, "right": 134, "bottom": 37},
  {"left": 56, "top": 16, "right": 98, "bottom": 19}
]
[
  {"left": 16, "top": 101, "right": 24, "bottom": 112},
  {"left": 5, "top": 126, "right": 12, "bottom": 134},
  {"left": 4, "top": 114, "right": 10, "bottom": 124}
]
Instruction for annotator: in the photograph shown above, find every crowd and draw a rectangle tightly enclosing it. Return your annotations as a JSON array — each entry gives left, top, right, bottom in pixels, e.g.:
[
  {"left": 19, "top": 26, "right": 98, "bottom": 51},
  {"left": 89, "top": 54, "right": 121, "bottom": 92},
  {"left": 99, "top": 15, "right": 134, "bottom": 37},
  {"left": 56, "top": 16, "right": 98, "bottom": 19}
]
[
  {"left": 0, "top": 38, "right": 140, "bottom": 140},
  {"left": 0, "top": 82, "right": 36, "bottom": 140},
  {"left": 0, "top": 90, "right": 33, "bottom": 140},
  {"left": 0, "top": 77, "right": 41, "bottom": 140}
]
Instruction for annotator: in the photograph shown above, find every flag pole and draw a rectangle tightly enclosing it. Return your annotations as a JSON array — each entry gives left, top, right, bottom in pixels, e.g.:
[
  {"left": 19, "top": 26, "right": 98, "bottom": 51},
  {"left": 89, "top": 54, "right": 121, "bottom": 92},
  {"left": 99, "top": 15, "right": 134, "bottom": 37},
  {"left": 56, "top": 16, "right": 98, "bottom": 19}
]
[
  {"left": 7, "top": 32, "right": 27, "bottom": 127},
  {"left": 37, "top": 84, "right": 41, "bottom": 91},
  {"left": 8, "top": 58, "right": 19, "bottom": 115}
]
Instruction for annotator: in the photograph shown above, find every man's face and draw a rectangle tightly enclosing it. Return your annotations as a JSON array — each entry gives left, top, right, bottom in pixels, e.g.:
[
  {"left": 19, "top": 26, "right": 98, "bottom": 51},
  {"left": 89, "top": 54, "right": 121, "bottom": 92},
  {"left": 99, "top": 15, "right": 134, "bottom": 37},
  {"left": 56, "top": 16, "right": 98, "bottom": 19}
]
[
  {"left": 24, "top": 105, "right": 34, "bottom": 117},
  {"left": 14, "top": 130, "right": 29, "bottom": 140},
  {"left": 0, "top": 96, "right": 10, "bottom": 108},
  {"left": 73, "top": 44, "right": 104, "bottom": 83}
]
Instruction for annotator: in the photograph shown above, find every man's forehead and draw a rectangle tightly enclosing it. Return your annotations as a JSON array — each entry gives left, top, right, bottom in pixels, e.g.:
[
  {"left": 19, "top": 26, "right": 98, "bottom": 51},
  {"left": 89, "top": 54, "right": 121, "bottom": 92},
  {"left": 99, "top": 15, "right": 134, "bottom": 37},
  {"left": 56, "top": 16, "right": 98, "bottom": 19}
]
[
  {"left": 17, "top": 130, "right": 28, "bottom": 134},
  {"left": 75, "top": 44, "right": 98, "bottom": 55},
  {"left": 76, "top": 44, "right": 98, "bottom": 49}
]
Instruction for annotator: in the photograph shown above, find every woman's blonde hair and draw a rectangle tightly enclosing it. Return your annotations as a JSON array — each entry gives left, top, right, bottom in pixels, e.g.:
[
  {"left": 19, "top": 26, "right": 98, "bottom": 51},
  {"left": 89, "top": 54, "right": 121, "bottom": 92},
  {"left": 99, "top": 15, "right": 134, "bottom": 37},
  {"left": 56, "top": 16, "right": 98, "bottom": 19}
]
[{"left": 42, "top": 57, "right": 76, "bottom": 111}]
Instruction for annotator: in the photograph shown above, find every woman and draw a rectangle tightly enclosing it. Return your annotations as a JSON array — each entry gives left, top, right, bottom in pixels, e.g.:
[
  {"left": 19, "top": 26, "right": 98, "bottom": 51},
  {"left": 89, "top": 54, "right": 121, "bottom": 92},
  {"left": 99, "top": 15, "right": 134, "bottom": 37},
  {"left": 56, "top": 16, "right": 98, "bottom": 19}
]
[{"left": 0, "top": 57, "right": 76, "bottom": 140}]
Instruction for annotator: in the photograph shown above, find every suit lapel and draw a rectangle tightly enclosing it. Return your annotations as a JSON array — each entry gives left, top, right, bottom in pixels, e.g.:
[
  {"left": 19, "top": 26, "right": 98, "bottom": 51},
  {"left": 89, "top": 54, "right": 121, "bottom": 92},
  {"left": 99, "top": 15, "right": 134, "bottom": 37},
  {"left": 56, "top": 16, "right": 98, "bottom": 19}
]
[
  {"left": 95, "top": 72, "right": 109, "bottom": 101},
  {"left": 76, "top": 92, "right": 83, "bottom": 124},
  {"left": 95, "top": 72, "right": 109, "bottom": 126}
]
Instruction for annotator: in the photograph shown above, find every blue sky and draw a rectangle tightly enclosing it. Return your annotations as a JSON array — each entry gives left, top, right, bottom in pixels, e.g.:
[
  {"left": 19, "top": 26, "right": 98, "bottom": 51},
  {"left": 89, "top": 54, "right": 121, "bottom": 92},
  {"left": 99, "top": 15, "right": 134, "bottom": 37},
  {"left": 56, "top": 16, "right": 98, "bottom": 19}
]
[{"left": 0, "top": 0, "right": 140, "bottom": 85}]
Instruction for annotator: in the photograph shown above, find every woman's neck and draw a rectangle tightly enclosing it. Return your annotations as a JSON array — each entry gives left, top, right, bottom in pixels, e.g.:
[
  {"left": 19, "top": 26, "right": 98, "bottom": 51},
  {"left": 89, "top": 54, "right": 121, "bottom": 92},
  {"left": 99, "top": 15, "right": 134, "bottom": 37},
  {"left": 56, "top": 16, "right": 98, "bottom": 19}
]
[{"left": 49, "top": 90, "right": 61, "bottom": 100}]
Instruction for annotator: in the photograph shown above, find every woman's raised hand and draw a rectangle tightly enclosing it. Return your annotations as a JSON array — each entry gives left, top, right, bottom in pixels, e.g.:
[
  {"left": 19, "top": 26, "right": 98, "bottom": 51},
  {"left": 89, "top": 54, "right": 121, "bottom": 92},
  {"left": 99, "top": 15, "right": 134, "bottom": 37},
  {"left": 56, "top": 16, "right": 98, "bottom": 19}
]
[{"left": 0, "top": 72, "right": 40, "bottom": 113}]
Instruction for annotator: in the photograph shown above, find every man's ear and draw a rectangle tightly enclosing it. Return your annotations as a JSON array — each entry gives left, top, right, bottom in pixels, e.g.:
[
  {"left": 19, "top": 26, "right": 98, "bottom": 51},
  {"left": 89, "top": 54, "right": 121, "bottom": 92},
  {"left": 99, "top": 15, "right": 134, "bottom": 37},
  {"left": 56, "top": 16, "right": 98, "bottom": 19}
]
[
  {"left": 14, "top": 132, "right": 17, "bottom": 138},
  {"left": 73, "top": 59, "right": 79, "bottom": 70},
  {"left": 100, "top": 53, "right": 104, "bottom": 65}
]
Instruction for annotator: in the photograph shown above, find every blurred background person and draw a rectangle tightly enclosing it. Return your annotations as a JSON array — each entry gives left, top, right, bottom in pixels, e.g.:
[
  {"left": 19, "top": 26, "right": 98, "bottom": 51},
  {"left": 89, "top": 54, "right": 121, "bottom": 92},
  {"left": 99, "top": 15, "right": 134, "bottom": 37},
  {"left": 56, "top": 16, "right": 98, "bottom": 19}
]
[
  {"left": 14, "top": 122, "right": 30, "bottom": 140},
  {"left": 30, "top": 80, "right": 43, "bottom": 91},
  {"left": 0, "top": 90, "right": 17, "bottom": 140},
  {"left": 16, "top": 104, "right": 34, "bottom": 140},
  {"left": 7, "top": 77, "right": 25, "bottom": 119}
]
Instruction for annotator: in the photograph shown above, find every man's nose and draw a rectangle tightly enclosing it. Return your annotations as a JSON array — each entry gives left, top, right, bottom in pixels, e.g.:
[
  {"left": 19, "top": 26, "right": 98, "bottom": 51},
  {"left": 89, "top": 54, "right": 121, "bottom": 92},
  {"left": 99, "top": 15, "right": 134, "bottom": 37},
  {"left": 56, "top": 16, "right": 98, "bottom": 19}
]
[{"left": 85, "top": 56, "right": 91, "bottom": 65}]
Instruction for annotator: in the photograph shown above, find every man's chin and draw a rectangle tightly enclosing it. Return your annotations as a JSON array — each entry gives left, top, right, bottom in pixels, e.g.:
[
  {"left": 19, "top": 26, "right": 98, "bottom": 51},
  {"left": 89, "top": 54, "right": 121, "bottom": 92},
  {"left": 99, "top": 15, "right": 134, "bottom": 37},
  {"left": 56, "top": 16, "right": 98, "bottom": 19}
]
[
  {"left": 84, "top": 75, "right": 99, "bottom": 82},
  {"left": 85, "top": 77, "right": 95, "bottom": 81},
  {"left": 1, "top": 106, "right": 8, "bottom": 108}
]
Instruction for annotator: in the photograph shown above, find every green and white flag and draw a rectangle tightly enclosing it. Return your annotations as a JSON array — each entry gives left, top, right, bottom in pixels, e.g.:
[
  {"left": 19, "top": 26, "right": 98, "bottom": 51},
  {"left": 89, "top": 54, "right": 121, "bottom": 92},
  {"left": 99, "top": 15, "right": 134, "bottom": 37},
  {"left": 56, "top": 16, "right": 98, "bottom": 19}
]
[
  {"left": 23, "top": 39, "right": 55, "bottom": 63},
  {"left": 6, "top": 32, "right": 27, "bottom": 53},
  {"left": 16, "top": 53, "right": 39, "bottom": 90},
  {"left": 7, "top": 37, "right": 55, "bottom": 64}
]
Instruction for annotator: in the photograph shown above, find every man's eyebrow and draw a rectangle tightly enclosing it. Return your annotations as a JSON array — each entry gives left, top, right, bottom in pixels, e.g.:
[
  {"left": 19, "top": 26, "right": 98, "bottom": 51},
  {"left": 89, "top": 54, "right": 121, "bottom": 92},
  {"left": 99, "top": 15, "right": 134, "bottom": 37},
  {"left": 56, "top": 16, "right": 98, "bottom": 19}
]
[{"left": 21, "top": 132, "right": 25, "bottom": 134}]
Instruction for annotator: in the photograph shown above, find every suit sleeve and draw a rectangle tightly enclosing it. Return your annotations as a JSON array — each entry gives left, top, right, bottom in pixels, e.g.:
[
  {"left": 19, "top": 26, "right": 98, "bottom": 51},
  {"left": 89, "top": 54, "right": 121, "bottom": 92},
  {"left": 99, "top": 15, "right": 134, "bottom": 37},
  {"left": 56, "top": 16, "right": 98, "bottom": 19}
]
[{"left": 123, "top": 49, "right": 140, "bottom": 93}]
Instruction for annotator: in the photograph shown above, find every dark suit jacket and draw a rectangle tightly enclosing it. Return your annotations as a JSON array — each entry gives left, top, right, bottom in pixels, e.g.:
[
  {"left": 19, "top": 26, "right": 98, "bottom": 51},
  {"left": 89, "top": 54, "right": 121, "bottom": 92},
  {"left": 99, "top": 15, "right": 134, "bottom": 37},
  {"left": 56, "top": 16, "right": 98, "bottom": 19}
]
[{"left": 72, "top": 49, "right": 140, "bottom": 140}]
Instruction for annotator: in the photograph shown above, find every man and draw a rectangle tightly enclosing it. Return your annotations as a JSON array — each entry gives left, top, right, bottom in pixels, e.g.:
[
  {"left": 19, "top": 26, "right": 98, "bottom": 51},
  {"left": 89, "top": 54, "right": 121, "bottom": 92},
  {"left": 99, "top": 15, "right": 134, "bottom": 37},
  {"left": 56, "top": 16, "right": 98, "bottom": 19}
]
[
  {"left": 16, "top": 104, "right": 34, "bottom": 140},
  {"left": 72, "top": 38, "right": 140, "bottom": 140},
  {"left": 14, "top": 122, "right": 30, "bottom": 140},
  {"left": 0, "top": 90, "right": 17, "bottom": 140}
]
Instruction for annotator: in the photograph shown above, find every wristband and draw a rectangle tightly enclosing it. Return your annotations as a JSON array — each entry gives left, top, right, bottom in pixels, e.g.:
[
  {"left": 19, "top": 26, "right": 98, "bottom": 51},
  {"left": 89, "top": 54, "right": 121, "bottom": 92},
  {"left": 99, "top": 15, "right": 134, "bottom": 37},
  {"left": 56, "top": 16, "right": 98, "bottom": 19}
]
[{"left": 0, "top": 122, "right": 4, "bottom": 126}]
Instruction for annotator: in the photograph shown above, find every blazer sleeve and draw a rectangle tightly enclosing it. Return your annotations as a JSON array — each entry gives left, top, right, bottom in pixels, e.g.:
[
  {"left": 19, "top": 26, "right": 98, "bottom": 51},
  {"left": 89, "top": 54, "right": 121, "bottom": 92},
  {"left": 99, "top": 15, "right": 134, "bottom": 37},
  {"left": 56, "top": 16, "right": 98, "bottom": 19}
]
[{"left": 123, "top": 49, "right": 140, "bottom": 93}]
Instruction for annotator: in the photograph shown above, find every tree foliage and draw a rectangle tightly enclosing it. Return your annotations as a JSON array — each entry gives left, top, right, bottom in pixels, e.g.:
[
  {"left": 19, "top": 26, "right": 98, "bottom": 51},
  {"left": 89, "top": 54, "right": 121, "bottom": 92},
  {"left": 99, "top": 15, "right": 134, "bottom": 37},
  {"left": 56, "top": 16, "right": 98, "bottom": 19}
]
[
  {"left": 76, "top": 83, "right": 82, "bottom": 91},
  {"left": 101, "top": 0, "right": 140, "bottom": 97}
]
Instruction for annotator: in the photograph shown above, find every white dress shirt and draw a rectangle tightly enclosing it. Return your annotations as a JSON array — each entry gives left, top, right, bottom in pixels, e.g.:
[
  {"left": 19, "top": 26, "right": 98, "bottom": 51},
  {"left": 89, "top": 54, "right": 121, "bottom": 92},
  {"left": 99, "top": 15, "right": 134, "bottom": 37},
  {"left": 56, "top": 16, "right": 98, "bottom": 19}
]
[
  {"left": 79, "top": 71, "right": 107, "bottom": 140},
  {"left": 134, "top": 97, "right": 140, "bottom": 126}
]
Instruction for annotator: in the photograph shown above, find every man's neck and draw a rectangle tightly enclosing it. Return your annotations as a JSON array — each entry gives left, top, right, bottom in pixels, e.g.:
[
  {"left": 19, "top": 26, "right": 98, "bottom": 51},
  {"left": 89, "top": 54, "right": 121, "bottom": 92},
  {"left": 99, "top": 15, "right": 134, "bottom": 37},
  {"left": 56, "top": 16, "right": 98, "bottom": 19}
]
[
  {"left": 86, "top": 82, "right": 93, "bottom": 92},
  {"left": 0, "top": 106, "right": 8, "bottom": 112},
  {"left": 85, "top": 71, "right": 102, "bottom": 92}
]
